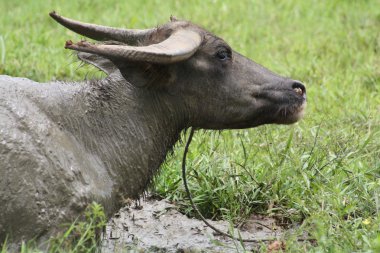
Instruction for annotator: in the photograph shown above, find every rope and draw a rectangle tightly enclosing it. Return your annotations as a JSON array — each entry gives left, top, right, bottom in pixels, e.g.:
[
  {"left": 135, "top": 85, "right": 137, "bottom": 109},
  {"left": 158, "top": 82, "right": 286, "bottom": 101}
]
[{"left": 181, "top": 128, "right": 278, "bottom": 243}]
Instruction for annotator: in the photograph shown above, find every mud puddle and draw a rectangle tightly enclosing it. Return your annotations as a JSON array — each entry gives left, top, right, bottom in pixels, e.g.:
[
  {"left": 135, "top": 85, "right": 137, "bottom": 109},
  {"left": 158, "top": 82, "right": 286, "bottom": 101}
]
[{"left": 100, "top": 197, "right": 291, "bottom": 252}]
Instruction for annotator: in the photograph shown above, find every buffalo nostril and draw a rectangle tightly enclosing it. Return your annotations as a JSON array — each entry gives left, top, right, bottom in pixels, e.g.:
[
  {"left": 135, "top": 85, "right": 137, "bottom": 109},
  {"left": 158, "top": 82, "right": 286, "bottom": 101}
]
[{"left": 292, "top": 81, "right": 306, "bottom": 96}]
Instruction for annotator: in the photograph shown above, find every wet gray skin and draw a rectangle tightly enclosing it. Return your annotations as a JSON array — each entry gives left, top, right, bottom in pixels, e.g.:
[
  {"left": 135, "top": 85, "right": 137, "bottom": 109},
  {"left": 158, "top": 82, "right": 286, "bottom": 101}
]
[{"left": 0, "top": 12, "right": 306, "bottom": 244}]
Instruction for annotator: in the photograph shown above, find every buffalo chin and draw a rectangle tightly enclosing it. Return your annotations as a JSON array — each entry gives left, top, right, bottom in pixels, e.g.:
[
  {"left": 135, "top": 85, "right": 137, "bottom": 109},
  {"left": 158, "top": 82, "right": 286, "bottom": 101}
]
[
  {"left": 206, "top": 101, "right": 306, "bottom": 130},
  {"left": 274, "top": 101, "right": 306, "bottom": 125}
]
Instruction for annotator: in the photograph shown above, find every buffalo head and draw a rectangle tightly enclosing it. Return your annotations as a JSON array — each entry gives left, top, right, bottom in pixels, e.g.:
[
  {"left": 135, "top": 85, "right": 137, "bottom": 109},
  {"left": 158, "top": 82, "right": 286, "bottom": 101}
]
[{"left": 50, "top": 12, "right": 306, "bottom": 130}]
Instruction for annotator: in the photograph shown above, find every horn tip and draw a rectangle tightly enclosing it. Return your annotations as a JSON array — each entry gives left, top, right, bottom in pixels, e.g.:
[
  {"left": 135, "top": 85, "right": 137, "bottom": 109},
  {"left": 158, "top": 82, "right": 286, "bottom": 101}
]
[
  {"left": 64, "top": 40, "right": 73, "bottom": 49},
  {"left": 49, "top": 10, "right": 63, "bottom": 22},
  {"left": 49, "top": 11, "right": 58, "bottom": 18},
  {"left": 65, "top": 40, "right": 92, "bottom": 50}
]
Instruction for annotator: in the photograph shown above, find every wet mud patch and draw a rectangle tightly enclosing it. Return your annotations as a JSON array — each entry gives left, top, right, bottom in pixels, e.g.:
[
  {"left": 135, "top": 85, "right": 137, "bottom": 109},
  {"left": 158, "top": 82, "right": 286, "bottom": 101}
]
[{"left": 100, "top": 197, "right": 294, "bottom": 252}]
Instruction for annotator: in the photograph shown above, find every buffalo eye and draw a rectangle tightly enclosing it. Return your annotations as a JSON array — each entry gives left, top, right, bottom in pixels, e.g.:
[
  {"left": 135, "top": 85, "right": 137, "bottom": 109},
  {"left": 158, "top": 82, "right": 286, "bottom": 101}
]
[{"left": 215, "top": 49, "right": 231, "bottom": 61}]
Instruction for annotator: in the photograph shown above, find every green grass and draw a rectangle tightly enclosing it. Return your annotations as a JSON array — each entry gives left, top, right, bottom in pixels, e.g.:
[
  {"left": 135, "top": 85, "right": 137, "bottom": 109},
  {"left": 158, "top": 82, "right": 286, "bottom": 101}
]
[
  {"left": 1, "top": 203, "right": 106, "bottom": 253},
  {"left": 1, "top": 0, "right": 380, "bottom": 252}
]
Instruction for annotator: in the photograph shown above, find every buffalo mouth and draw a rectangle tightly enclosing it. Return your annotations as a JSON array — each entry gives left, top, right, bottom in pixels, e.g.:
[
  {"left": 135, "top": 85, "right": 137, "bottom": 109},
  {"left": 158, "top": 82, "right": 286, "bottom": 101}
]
[
  {"left": 222, "top": 97, "right": 306, "bottom": 130},
  {"left": 274, "top": 99, "right": 306, "bottom": 124},
  {"left": 230, "top": 86, "right": 307, "bottom": 129},
  {"left": 206, "top": 84, "right": 307, "bottom": 130},
  {"left": 267, "top": 85, "right": 307, "bottom": 124}
]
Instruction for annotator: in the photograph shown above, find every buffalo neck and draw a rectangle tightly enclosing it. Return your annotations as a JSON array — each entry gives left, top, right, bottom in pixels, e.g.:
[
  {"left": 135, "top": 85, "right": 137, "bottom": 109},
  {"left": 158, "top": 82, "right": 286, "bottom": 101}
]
[{"left": 38, "top": 77, "right": 187, "bottom": 198}]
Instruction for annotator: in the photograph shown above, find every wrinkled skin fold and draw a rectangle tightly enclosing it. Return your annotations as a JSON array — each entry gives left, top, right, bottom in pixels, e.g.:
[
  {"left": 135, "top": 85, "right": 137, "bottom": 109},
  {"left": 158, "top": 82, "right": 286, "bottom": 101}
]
[{"left": 0, "top": 12, "right": 306, "bottom": 246}]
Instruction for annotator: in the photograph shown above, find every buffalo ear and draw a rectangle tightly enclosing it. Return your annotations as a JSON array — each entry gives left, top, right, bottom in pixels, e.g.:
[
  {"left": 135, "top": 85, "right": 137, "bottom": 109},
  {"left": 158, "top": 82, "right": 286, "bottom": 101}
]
[
  {"left": 78, "top": 52, "right": 118, "bottom": 75},
  {"left": 78, "top": 51, "right": 172, "bottom": 88},
  {"left": 109, "top": 60, "right": 172, "bottom": 89}
]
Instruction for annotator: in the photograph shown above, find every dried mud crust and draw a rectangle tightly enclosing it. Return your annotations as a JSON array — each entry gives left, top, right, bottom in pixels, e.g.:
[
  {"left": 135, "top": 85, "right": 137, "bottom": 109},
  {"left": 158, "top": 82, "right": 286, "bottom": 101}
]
[{"left": 100, "top": 197, "right": 289, "bottom": 252}]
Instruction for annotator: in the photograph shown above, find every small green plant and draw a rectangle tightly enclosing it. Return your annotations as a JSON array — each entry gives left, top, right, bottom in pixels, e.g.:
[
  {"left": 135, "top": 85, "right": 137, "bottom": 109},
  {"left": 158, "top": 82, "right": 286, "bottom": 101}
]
[
  {"left": 48, "top": 202, "right": 106, "bottom": 253},
  {"left": 1, "top": 238, "right": 8, "bottom": 253},
  {"left": 1, "top": 203, "right": 106, "bottom": 253}
]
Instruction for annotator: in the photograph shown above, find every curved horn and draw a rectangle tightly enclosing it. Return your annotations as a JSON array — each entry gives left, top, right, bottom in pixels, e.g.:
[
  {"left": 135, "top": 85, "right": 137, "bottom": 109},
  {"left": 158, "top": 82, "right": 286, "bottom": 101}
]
[
  {"left": 65, "top": 29, "right": 202, "bottom": 64},
  {"left": 49, "top": 11, "right": 155, "bottom": 45}
]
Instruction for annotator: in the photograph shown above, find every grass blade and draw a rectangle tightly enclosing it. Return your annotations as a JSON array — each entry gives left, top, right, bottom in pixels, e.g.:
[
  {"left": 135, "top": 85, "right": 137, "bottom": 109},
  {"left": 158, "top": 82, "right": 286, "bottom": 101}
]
[{"left": 0, "top": 35, "right": 5, "bottom": 66}]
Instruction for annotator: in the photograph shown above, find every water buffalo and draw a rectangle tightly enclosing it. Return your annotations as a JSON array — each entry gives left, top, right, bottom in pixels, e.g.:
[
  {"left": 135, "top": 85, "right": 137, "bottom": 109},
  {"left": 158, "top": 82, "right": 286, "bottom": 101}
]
[{"left": 0, "top": 12, "right": 306, "bottom": 244}]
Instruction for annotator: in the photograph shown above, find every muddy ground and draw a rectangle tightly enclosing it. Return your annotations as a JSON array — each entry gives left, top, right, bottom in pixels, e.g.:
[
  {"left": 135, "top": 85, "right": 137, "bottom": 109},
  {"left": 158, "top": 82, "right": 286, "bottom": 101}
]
[{"left": 100, "top": 197, "right": 289, "bottom": 252}]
